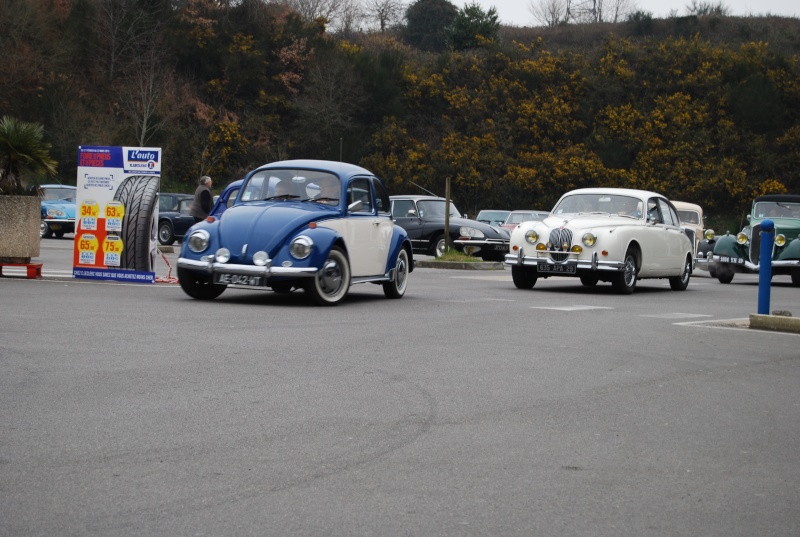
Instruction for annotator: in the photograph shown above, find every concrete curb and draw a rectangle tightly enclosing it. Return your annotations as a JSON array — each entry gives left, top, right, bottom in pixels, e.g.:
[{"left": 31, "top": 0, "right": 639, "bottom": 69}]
[
  {"left": 157, "top": 245, "right": 175, "bottom": 253},
  {"left": 749, "top": 314, "right": 800, "bottom": 334},
  {"left": 416, "top": 260, "right": 505, "bottom": 270}
]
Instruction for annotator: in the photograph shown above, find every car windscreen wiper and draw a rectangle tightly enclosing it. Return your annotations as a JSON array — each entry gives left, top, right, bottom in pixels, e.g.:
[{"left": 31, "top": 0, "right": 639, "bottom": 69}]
[{"left": 263, "top": 194, "right": 300, "bottom": 200}]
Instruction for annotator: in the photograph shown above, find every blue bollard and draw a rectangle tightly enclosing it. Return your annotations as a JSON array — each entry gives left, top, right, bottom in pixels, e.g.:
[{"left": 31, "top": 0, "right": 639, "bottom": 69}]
[{"left": 758, "top": 219, "right": 774, "bottom": 315}]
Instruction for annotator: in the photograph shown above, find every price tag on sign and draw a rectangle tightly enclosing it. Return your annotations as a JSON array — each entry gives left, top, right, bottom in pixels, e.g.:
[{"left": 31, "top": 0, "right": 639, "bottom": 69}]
[
  {"left": 78, "top": 234, "right": 99, "bottom": 265},
  {"left": 80, "top": 200, "right": 100, "bottom": 230},
  {"left": 103, "top": 236, "right": 123, "bottom": 266},
  {"left": 105, "top": 201, "right": 124, "bottom": 232}
]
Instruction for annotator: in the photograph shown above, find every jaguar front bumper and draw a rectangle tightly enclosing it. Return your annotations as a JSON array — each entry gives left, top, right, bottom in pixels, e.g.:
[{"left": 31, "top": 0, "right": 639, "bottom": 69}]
[{"left": 504, "top": 249, "right": 626, "bottom": 272}]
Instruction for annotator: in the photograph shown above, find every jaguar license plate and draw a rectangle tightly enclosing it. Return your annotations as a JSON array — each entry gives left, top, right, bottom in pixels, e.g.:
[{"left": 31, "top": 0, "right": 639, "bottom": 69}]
[
  {"left": 537, "top": 263, "right": 576, "bottom": 274},
  {"left": 214, "top": 273, "right": 265, "bottom": 286},
  {"left": 718, "top": 256, "right": 745, "bottom": 265}
]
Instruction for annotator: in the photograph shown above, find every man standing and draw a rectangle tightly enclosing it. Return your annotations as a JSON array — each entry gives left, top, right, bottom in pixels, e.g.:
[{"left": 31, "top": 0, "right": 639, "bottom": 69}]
[{"left": 190, "top": 175, "right": 213, "bottom": 222}]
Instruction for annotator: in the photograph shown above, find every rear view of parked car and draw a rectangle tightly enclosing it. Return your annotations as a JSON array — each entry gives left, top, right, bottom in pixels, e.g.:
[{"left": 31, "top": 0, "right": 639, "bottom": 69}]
[
  {"left": 709, "top": 194, "right": 800, "bottom": 285},
  {"left": 39, "top": 184, "right": 76, "bottom": 238}
]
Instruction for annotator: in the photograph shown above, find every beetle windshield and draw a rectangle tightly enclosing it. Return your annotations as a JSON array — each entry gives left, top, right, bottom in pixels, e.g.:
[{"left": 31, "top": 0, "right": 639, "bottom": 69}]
[
  {"left": 553, "top": 194, "right": 642, "bottom": 217},
  {"left": 239, "top": 169, "right": 341, "bottom": 203},
  {"left": 753, "top": 201, "right": 800, "bottom": 219},
  {"left": 417, "top": 200, "right": 461, "bottom": 218}
]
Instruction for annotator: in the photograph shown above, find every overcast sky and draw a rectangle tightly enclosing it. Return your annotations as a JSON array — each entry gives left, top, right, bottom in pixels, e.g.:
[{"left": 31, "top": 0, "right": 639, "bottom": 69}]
[{"left": 450, "top": 0, "right": 799, "bottom": 27}]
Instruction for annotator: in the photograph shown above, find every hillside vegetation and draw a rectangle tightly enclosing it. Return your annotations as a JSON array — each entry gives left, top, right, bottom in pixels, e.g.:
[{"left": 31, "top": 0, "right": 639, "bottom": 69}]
[{"left": 2, "top": 1, "right": 798, "bottom": 225}]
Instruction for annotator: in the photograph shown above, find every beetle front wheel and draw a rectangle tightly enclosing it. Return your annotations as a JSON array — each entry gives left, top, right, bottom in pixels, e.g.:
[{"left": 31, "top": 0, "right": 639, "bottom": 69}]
[
  {"left": 304, "top": 246, "right": 351, "bottom": 306},
  {"left": 178, "top": 267, "right": 226, "bottom": 300}
]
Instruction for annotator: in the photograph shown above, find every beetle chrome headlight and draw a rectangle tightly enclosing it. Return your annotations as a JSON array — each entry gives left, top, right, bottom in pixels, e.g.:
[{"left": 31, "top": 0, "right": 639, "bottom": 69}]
[
  {"left": 290, "top": 236, "right": 313, "bottom": 259},
  {"left": 775, "top": 234, "right": 786, "bottom": 247},
  {"left": 524, "top": 230, "right": 538, "bottom": 244},
  {"left": 736, "top": 232, "right": 748, "bottom": 245},
  {"left": 215, "top": 248, "right": 230, "bottom": 263},
  {"left": 459, "top": 227, "right": 484, "bottom": 239},
  {"left": 704, "top": 229, "right": 715, "bottom": 241},
  {"left": 188, "top": 229, "right": 210, "bottom": 253},
  {"left": 582, "top": 233, "right": 597, "bottom": 247}
]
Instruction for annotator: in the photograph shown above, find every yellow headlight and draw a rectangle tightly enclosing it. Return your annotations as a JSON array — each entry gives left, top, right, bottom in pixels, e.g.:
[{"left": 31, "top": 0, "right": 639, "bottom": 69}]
[
  {"left": 704, "top": 229, "right": 715, "bottom": 241},
  {"left": 775, "top": 234, "right": 786, "bottom": 247},
  {"left": 736, "top": 232, "right": 748, "bottom": 245},
  {"left": 582, "top": 233, "right": 596, "bottom": 247},
  {"left": 524, "top": 230, "right": 538, "bottom": 244},
  {"left": 536, "top": 243, "right": 546, "bottom": 251},
  {"left": 571, "top": 245, "right": 583, "bottom": 254}
]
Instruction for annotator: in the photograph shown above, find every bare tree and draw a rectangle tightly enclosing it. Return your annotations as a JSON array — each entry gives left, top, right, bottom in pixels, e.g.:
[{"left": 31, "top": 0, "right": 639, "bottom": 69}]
[
  {"left": 89, "top": 0, "right": 153, "bottom": 82},
  {"left": 285, "top": 0, "right": 345, "bottom": 24},
  {"left": 118, "top": 42, "right": 174, "bottom": 147},
  {"left": 529, "top": 0, "right": 569, "bottom": 27},
  {"left": 335, "top": 0, "right": 367, "bottom": 34},
  {"left": 596, "top": 0, "right": 636, "bottom": 22},
  {"left": 685, "top": 0, "right": 731, "bottom": 15},
  {"left": 365, "top": 0, "right": 404, "bottom": 32}
]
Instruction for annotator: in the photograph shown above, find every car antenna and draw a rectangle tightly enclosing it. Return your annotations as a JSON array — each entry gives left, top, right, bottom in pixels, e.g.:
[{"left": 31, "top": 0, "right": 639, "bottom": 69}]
[{"left": 410, "top": 181, "right": 438, "bottom": 197}]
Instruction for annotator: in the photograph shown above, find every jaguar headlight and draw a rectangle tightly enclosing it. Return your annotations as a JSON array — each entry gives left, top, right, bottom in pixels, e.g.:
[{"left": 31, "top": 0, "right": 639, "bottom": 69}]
[
  {"left": 571, "top": 245, "right": 583, "bottom": 254},
  {"left": 736, "top": 232, "right": 748, "bottom": 245},
  {"left": 253, "top": 251, "right": 270, "bottom": 266},
  {"left": 459, "top": 227, "right": 484, "bottom": 239},
  {"left": 582, "top": 233, "right": 597, "bottom": 247},
  {"left": 524, "top": 230, "right": 538, "bottom": 244},
  {"left": 290, "top": 236, "right": 313, "bottom": 259},
  {"left": 215, "top": 248, "right": 230, "bottom": 263},
  {"left": 775, "top": 234, "right": 786, "bottom": 247},
  {"left": 187, "top": 229, "right": 210, "bottom": 253},
  {"left": 704, "top": 229, "right": 715, "bottom": 241}
]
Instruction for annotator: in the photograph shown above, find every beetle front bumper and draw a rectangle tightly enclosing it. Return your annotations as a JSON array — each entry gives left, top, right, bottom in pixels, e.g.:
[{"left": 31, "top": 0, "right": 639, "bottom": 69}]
[{"left": 178, "top": 257, "right": 319, "bottom": 278}]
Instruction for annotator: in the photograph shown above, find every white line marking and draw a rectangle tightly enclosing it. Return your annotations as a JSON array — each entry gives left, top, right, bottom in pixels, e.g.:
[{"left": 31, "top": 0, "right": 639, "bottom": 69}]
[{"left": 530, "top": 305, "right": 614, "bottom": 311}]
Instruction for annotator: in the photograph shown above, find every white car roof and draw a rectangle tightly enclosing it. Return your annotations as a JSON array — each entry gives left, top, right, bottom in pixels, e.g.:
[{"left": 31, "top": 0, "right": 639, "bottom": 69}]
[{"left": 559, "top": 187, "right": 666, "bottom": 202}]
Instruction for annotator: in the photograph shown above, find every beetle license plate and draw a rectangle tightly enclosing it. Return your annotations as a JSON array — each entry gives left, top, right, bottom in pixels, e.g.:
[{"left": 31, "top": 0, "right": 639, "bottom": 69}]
[
  {"left": 214, "top": 273, "right": 265, "bottom": 286},
  {"left": 718, "top": 256, "right": 745, "bottom": 264},
  {"left": 537, "top": 263, "right": 576, "bottom": 274}
]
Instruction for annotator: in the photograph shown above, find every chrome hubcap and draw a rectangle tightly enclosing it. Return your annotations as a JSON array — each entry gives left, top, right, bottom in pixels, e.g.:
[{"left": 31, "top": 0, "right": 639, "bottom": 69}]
[{"left": 320, "top": 259, "right": 343, "bottom": 294}]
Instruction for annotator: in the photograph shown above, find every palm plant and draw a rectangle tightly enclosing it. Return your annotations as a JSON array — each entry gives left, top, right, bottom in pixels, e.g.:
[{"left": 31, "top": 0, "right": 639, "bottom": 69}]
[{"left": 0, "top": 116, "right": 58, "bottom": 195}]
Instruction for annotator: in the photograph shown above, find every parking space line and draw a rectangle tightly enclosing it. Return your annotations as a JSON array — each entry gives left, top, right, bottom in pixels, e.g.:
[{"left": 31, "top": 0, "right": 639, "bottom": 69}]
[
  {"left": 530, "top": 305, "right": 613, "bottom": 311},
  {"left": 642, "top": 313, "right": 713, "bottom": 319}
]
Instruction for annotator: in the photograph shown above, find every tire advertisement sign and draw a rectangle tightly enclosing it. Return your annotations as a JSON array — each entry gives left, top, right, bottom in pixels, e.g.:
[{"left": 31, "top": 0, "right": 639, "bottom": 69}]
[{"left": 72, "top": 146, "right": 161, "bottom": 283}]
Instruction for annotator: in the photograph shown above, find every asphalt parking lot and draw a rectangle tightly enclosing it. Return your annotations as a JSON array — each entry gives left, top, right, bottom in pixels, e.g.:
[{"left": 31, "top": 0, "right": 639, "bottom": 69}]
[{"left": 2, "top": 238, "right": 799, "bottom": 536}]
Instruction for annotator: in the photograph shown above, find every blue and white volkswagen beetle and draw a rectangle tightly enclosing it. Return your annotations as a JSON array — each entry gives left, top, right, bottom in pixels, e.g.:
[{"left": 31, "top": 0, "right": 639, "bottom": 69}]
[{"left": 177, "top": 160, "right": 414, "bottom": 305}]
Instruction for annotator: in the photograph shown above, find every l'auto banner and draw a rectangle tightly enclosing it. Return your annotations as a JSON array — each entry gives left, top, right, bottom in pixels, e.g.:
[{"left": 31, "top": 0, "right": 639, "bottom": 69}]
[{"left": 73, "top": 146, "right": 161, "bottom": 283}]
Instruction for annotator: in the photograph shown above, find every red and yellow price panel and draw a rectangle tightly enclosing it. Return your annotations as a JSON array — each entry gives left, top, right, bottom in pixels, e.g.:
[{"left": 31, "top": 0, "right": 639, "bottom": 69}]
[
  {"left": 105, "top": 201, "right": 125, "bottom": 232},
  {"left": 102, "top": 235, "right": 124, "bottom": 266},
  {"left": 77, "top": 234, "right": 99, "bottom": 265},
  {"left": 80, "top": 199, "right": 100, "bottom": 231}
]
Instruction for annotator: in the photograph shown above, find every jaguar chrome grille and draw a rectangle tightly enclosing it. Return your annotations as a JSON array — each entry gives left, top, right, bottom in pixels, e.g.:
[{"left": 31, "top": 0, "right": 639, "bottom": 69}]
[{"left": 548, "top": 228, "right": 573, "bottom": 262}]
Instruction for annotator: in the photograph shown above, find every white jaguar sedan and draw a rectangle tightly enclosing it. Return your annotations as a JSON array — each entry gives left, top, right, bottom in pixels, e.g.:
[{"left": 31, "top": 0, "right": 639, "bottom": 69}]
[{"left": 504, "top": 188, "right": 695, "bottom": 294}]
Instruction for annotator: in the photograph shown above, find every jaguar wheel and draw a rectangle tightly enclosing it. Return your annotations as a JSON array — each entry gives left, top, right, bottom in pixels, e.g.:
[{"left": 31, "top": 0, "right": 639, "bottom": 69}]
[
  {"left": 383, "top": 247, "right": 410, "bottom": 299},
  {"left": 511, "top": 265, "right": 538, "bottom": 289},
  {"left": 304, "top": 246, "right": 351, "bottom": 306},
  {"left": 669, "top": 255, "right": 692, "bottom": 290},
  {"left": 580, "top": 274, "right": 598, "bottom": 286},
  {"left": 612, "top": 250, "right": 637, "bottom": 294},
  {"left": 178, "top": 267, "right": 226, "bottom": 300}
]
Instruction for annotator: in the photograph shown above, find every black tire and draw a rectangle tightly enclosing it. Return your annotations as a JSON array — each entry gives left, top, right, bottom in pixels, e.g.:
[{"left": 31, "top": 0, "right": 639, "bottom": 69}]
[
  {"left": 717, "top": 266, "right": 734, "bottom": 284},
  {"left": 113, "top": 175, "right": 159, "bottom": 272},
  {"left": 383, "top": 247, "right": 410, "bottom": 299},
  {"left": 40, "top": 221, "right": 52, "bottom": 238},
  {"left": 304, "top": 246, "right": 351, "bottom": 306},
  {"left": 54, "top": 230, "right": 65, "bottom": 239},
  {"left": 709, "top": 267, "right": 717, "bottom": 278},
  {"left": 158, "top": 221, "right": 175, "bottom": 245},
  {"left": 792, "top": 269, "right": 800, "bottom": 287},
  {"left": 511, "top": 265, "right": 538, "bottom": 289},
  {"left": 612, "top": 250, "right": 637, "bottom": 294},
  {"left": 669, "top": 255, "right": 692, "bottom": 291},
  {"left": 271, "top": 281, "right": 295, "bottom": 294},
  {"left": 580, "top": 274, "right": 599, "bottom": 286},
  {"left": 430, "top": 234, "right": 446, "bottom": 258},
  {"left": 177, "top": 267, "right": 226, "bottom": 300}
]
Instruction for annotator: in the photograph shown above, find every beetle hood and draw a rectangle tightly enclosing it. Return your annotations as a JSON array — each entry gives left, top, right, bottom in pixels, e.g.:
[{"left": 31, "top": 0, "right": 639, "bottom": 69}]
[{"left": 217, "top": 202, "right": 333, "bottom": 256}]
